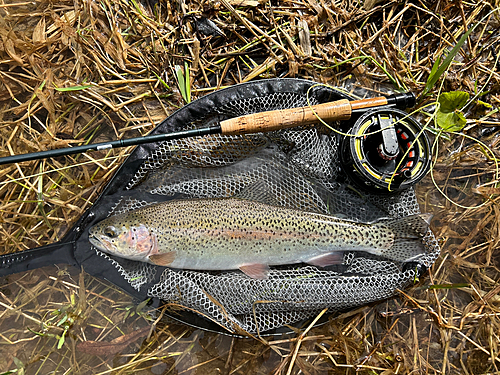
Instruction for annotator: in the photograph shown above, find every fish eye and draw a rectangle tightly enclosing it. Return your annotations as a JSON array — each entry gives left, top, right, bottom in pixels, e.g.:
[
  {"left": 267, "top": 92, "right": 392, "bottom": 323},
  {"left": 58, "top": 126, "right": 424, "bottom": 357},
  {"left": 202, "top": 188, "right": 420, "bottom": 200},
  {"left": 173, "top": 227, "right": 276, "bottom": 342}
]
[{"left": 104, "top": 226, "right": 118, "bottom": 238}]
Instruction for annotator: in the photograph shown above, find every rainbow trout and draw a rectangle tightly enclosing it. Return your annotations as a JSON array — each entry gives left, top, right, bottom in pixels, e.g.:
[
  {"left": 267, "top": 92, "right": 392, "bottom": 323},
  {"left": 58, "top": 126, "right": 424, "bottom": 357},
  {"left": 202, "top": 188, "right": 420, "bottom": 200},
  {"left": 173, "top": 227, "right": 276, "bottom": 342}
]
[{"left": 88, "top": 198, "right": 431, "bottom": 279}]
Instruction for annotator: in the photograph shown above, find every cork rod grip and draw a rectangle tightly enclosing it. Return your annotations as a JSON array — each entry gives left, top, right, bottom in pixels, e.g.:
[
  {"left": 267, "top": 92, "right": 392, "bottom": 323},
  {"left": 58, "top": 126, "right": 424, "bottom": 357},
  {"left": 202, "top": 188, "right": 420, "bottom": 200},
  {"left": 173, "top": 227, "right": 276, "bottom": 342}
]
[
  {"left": 350, "top": 96, "right": 389, "bottom": 110},
  {"left": 220, "top": 99, "right": 352, "bottom": 135}
]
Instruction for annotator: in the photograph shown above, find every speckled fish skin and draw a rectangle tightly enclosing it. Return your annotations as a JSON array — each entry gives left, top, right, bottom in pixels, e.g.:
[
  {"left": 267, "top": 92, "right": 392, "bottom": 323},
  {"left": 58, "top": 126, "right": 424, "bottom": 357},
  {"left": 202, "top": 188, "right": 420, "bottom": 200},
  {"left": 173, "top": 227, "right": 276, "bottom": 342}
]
[{"left": 88, "top": 198, "right": 431, "bottom": 275}]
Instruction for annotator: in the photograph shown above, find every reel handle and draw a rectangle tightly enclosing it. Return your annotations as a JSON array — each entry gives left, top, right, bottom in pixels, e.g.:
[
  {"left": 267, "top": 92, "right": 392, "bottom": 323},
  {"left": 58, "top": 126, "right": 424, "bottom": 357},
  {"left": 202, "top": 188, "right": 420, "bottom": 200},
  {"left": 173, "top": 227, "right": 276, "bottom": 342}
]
[{"left": 220, "top": 92, "right": 415, "bottom": 135}]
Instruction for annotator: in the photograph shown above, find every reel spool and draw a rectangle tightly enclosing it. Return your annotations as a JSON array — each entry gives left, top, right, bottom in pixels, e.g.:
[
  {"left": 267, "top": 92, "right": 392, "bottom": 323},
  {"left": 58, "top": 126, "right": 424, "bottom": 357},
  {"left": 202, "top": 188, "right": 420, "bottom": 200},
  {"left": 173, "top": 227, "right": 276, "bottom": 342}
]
[{"left": 340, "top": 108, "right": 431, "bottom": 193}]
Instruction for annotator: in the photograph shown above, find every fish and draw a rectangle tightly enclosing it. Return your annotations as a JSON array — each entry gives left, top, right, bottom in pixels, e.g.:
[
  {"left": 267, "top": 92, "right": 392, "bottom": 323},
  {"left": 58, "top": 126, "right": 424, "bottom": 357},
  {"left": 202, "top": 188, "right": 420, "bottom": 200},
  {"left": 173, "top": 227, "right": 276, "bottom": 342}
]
[{"left": 88, "top": 198, "right": 431, "bottom": 279}]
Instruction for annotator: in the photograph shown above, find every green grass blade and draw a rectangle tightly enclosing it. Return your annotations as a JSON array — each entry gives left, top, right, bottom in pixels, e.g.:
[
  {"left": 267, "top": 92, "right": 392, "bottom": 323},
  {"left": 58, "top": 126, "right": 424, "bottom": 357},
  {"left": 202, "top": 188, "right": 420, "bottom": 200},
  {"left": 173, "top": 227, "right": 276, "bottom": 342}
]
[
  {"left": 422, "top": 27, "right": 476, "bottom": 97},
  {"left": 184, "top": 61, "right": 191, "bottom": 103},
  {"left": 428, "top": 56, "right": 441, "bottom": 85},
  {"left": 175, "top": 64, "right": 190, "bottom": 103},
  {"left": 152, "top": 71, "right": 171, "bottom": 90},
  {"left": 54, "top": 85, "right": 92, "bottom": 92},
  {"left": 428, "top": 283, "right": 470, "bottom": 289}
]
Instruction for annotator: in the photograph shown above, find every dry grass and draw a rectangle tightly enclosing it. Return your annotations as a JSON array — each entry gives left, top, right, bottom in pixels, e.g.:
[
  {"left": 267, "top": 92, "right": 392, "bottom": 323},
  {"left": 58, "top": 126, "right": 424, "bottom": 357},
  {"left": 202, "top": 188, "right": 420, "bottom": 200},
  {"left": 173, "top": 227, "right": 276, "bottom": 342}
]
[{"left": 0, "top": 0, "right": 500, "bottom": 373}]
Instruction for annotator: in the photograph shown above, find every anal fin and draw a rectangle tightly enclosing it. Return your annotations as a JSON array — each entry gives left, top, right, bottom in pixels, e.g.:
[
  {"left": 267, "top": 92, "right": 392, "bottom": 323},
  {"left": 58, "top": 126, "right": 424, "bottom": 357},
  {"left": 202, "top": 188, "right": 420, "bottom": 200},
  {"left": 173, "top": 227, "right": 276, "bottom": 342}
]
[{"left": 239, "top": 263, "right": 270, "bottom": 280}]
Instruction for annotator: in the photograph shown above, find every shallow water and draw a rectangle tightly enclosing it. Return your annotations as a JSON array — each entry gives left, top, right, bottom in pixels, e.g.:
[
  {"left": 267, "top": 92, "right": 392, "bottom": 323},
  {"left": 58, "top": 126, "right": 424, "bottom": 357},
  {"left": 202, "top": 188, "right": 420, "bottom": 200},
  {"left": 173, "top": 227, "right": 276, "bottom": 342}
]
[
  {"left": 1, "top": 130, "right": 500, "bottom": 375},
  {"left": 0, "top": 264, "right": 285, "bottom": 373},
  {"left": 1, "top": 176, "right": 498, "bottom": 375},
  {"left": 1, "top": 115, "right": 500, "bottom": 374}
]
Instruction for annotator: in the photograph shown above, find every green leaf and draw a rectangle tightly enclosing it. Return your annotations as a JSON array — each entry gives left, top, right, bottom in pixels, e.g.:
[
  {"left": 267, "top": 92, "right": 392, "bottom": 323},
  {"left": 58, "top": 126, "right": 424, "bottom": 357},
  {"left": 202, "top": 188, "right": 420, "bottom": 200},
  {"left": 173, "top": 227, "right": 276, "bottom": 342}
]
[
  {"left": 56, "top": 313, "right": 68, "bottom": 327},
  {"left": 12, "top": 358, "right": 23, "bottom": 370},
  {"left": 436, "top": 91, "right": 469, "bottom": 131},
  {"left": 477, "top": 100, "right": 493, "bottom": 108},
  {"left": 8, "top": 357, "right": 25, "bottom": 374},
  {"left": 57, "top": 330, "right": 66, "bottom": 349},
  {"left": 136, "top": 298, "right": 150, "bottom": 314},
  {"left": 436, "top": 110, "right": 466, "bottom": 131},
  {"left": 438, "top": 91, "right": 469, "bottom": 113}
]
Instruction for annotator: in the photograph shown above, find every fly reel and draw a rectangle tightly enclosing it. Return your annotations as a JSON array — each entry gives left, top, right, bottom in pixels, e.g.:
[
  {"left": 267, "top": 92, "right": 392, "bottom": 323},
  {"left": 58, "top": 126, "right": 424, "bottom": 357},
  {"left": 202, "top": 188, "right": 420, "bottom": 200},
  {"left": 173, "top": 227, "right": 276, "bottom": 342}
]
[{"left": 340, "top": 108, "right": 431, "bottom": 193}]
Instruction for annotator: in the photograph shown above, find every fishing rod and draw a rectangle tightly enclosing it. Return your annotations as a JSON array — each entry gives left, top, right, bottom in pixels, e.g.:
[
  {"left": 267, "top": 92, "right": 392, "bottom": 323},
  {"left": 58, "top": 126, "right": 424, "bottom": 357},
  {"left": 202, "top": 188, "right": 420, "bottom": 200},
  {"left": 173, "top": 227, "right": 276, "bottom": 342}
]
[{"left": 0, "top": 92, "right": 415, "bottom": 166}]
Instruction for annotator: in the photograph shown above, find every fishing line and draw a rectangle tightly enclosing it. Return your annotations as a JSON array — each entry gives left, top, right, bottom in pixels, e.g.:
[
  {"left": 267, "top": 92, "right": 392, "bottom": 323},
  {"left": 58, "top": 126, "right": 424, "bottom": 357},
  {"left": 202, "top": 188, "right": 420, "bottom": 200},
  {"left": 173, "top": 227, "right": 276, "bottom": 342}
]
[{"left": 306, "top": 83, "right": 431, "bottom": 192}]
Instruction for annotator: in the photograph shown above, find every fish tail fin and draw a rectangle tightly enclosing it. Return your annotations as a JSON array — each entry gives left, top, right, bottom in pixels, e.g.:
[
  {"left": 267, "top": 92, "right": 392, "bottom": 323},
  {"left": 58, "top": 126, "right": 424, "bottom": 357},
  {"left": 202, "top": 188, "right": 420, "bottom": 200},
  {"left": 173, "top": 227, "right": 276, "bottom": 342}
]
[{"left": 376, "top": 213, "right": 432, "bottom": 262}]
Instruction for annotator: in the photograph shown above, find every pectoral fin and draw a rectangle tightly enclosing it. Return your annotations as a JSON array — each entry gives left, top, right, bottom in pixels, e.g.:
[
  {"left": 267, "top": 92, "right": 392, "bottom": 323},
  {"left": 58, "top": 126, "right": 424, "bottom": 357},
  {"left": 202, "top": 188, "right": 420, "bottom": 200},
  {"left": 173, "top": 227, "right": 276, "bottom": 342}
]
[
  {"left": 239, "top": 263, "right": 270, "bottom": 279},
  {"left": 305, "top": 252, "right": 343, "bottom": 267},
  {"left": 149, "top": 251, "right": 176, "bottom": 266}
]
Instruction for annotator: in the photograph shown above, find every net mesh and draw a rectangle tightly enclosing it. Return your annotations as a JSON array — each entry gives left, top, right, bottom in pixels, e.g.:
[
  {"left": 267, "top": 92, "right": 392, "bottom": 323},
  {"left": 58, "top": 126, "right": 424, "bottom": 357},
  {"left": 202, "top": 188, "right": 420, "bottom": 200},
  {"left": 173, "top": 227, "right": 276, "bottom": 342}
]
[{"left": 90, "top": 85, "right": 440, "bottom": 334}]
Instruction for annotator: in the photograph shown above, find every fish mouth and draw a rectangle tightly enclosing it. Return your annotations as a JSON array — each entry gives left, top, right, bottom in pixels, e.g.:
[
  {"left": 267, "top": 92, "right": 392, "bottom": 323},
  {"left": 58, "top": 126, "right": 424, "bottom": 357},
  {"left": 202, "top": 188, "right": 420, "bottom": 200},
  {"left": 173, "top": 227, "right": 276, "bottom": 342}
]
[{"left": 88, "top": 233, "right": 111, "bottom": 252}]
